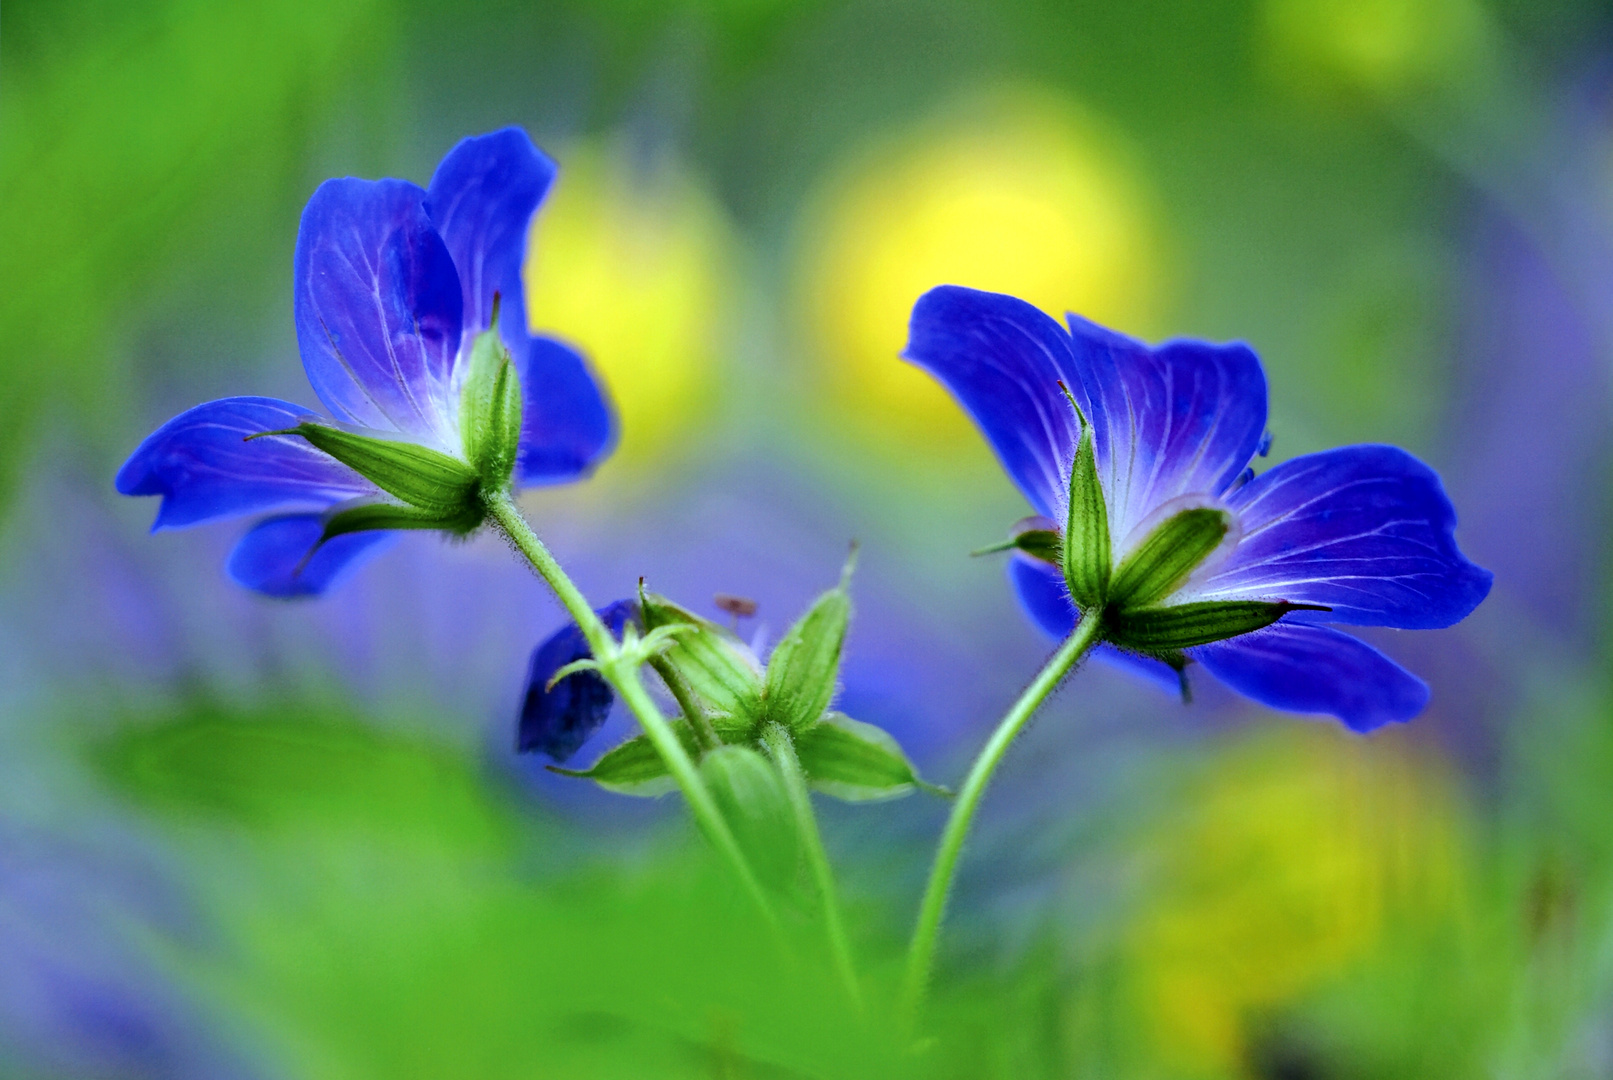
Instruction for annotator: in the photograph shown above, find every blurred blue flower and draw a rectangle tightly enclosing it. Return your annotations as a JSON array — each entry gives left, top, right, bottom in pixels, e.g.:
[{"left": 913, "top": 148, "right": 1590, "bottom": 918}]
[
  {"left": 116, "top": 128, "right": 614, "bottom": 598},
  {"left": 518, "top": 600, "right": 638, "bottom": 761},
  {"left": 906, "top": 285, "right": 1491, "bottom": 731}
]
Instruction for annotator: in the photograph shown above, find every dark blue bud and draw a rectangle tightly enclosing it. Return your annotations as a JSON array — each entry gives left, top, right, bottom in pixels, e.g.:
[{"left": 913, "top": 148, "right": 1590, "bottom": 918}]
[
  {"left": 1231, "top": 466, "right": 1256, "bottom": 491},
  {"left": 1257, "top": 431, "right": 1273, "bottom": 457},
  {"left": 517, "top": 600, "right": 639, "bottom": 761}
]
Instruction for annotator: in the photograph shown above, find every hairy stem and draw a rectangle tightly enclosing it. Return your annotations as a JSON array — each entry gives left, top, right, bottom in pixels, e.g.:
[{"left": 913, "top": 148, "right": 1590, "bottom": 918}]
[
  {"left": 899, "top": 613, "right": 1104, "bottom": 1028},
  {"left": 483, "top": 490, "right": 775, "bottom": 924},
  {"left": 761, "top": 722, "right": 863, "bottom": 1012}
]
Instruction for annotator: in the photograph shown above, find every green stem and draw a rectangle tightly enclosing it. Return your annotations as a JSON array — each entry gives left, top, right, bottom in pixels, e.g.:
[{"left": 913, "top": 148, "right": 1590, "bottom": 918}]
[
  {"left": 761, "top": 722, "right": 863, "bottom": 1012},
  {"left": 483, "top": 490, "right": 775, "bottom": 924},
  {"left": 650, "top": 655, "right": 720, "bottom": 751},
  {"left": 899, "top": 613, "right": 1104, "bottom": 1028}
]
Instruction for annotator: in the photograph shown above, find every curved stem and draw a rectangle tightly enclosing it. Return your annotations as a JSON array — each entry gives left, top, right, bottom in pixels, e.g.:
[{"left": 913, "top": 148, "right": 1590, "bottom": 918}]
[
  {"left": 899, "top": 613, "right": 1104, "bottom": 1028},
  {"left": 761, "top": 722, "right": 863, "bottom": 1012},
  {"left": 483, "top": 491, "right": 776, "bottom": 925}
]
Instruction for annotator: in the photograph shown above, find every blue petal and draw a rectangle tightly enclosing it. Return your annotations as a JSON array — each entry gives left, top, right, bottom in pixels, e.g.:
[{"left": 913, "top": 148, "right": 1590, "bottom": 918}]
[
  {"left": 1193, "top": 622, "right": 1430, "bottom": 732},
  {"left": 425, "top": 127, "right": 557, "bottom": 355},
  {"left": 1007, "top": 554, "right": 1180, "bottom": 693},
  {"left": 1063, "top": 313, "right": 1267, "bottom": 545},
  {"left": 518, "top": 600, "right": 639, "bottom": 761},
  {"left": 905, "top": 286, "right": 1082, "bottom": 519},
  {"left": 225, "top": 514, "right": 395, "bottom": 598},
  {"left": 1192, "top": 445, "right": 1493, "bottom": 628},
  {"left": 515, "top": 336, "right": 617, "bottom": 485},
  {"left": 294, "top": 178, "right": 464, "bottom": 443},
  {"left": 115, "top": 397, "right": 373, "bottom": 530}
]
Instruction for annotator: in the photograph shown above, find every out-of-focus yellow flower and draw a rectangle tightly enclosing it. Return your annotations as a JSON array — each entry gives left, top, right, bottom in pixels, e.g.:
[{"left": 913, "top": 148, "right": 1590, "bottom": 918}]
[
  {"left": 1124, "top": 724, "right": 1469, "bottom": 1074},
  {"left": 1265, "top": 0, "right": 1494, "bottom": 100},
  {"left": 524, "top": 139, "right": 734, "bottom": 485},
  {"left": 794, "top": 87, "right": 1163, "bottom": 450}
]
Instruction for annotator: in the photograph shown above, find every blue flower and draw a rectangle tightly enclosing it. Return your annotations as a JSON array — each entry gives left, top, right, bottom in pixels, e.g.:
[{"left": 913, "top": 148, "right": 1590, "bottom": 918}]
[
  {"left": 905, "top": 285, "right": 1492, "bottom": 731},
  {"left": 518, "top": 601, "right": 639, "bottom": 761},
  {"left": 116, "top": 129, "right": 614, "bottom": 597}
]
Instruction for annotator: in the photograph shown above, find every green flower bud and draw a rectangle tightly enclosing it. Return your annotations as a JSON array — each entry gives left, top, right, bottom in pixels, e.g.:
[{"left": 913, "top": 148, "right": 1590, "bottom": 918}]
[{"left": 639, "top": 590, "right": 765, "bottom": 736}]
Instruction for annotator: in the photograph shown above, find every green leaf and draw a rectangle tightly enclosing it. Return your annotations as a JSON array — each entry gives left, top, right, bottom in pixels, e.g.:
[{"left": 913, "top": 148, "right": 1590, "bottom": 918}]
[
  {"left": 547, "top": 721, "right": 702, "bottom": 796},
  {"left": 700, "top": 745, "right": 798, "bottom": 890},
  {"left": 795, "top": 713, "right": 942, "bottom": 802},
  {"left": 1062, "top": 411, "right": 1110, "bottom": 610},
  {"left": 639, "top": 592, "right": 764, "bottom": 730},
  {"left": 1106, "top": 600, "right": 1329, "bottom": 651},
  {"left": 1107, "top": 506, "right": 1231, "bottom": 611},
  {"left": 271, "top": 423, "right": 480, "bottom": 516},
  {"left": 761, "top": 551, "right": 856, "bottom": 732},
  {"left": 458, "top": 322, "right": 524, "bottom": 490}
]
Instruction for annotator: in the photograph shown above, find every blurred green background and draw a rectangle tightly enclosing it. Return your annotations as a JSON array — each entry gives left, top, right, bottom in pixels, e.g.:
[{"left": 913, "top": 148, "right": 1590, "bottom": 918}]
[{"left": 3, "top": 0, "right": 1613, "bottom": 1075}]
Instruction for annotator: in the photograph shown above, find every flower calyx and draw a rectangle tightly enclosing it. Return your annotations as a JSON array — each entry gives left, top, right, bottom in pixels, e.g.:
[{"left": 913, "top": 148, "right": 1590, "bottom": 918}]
[
  {"left": 458, "top": 300, "right": 525, "bottom": 493},
  {"left": 550, "top": 553, "right": 942, "bottom": 803}
]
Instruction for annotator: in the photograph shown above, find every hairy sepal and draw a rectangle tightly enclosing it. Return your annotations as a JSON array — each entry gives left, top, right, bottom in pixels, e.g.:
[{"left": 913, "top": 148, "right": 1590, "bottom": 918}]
[
  {"left": 274, "top": 423, "right": 481, "bottom": 518},
  {"left": 459, "top": 326, "right": 524, "bottom": 491},
  {"left": 795, "top": 713, "right": 942, "bottom": 802},
  {"left": 1062, "top": 417, "right": 1110, "bottom": 610},
  {"left": 761, "top": 550, "right": 856, "bottom": 732},
  {"left": 639, "top": 591, "right": 765, "bottom": 730},
  {"left": 546, "top": 721, "right": 702, "bottom": 796},
  {"left": 320, "top": 497, "right": 483, "bottom": 541},
  {"left": 1108, "top": 506, "right": 1232, "bottom": 611},
  {"left": 1107, "top": 600, "right": 1330, "bottom": 651}
]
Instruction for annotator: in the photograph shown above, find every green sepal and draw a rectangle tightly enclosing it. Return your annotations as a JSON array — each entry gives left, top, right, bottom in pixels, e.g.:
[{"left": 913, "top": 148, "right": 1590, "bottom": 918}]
[
  {"left": 794, "top": 713, "right": 946, "bottom": 802},
  {"left": 1106, "top": 600, "right": 1330, "bottom": 651},
  {"left": 458, "top": 323, "right": 524, "bottom": 491},
  {"left": 1062, "top": 410, "right": 1110, "bottom": 610},
  {"left": 971, "top": 516, "right": 1060, "bottom": 566},
  {"left": 1107, "top": 506, "right": 1231, "bottom": 611},
  {"left": 700, "top": 744, "right": 798, "bottom": 890},
  {"left": 545, "top": 720, "right": 702, "bottom": 796},
  {"left": 761, "top": 549, "right": 856, "bottom": 733},
  {"left": 638, "top": 589, "right": 765, "bottom": 732},
  {"left": 268, "top": 423, "right": 480, "bottom": 517},
  {"left": 320, "top": 498, "right": 484, "bottom": 541}
]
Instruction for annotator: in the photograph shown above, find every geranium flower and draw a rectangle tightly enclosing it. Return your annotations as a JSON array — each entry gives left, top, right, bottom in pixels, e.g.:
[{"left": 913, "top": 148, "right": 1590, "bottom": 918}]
[
  {"left": 905, "top": 285, "right": 1491, "bottom": 731},
  {"left": 116, "top": 128, "right": 614, "bottom": 596}
]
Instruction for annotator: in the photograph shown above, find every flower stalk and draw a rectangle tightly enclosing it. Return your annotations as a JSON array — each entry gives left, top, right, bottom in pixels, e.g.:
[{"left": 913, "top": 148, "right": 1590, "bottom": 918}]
[
  {"left": 483, "top": 490, "right": 776, "bottom": 925},
  {"left": 899, "top": 611, "right": 1105, "bottom": 1029},
  {"left": 761, "top": 721, "right": 863, "bottom": 1012}
]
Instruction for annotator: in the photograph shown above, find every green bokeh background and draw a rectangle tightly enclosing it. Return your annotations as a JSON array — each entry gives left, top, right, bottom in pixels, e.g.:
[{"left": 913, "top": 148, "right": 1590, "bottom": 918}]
[{"left": 3, "top": 0, "right": 1612, "bottom": 1076}]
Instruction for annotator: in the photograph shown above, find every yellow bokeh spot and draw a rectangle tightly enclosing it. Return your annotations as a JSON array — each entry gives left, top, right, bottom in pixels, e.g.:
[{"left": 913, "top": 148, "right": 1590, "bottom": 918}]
[
  {"left": 524, "top": 139, "right": 734, "bottom": 483},
  {"left": 795, "top": 87, "right": 1163, "bottom": 449},
  {"left": 1125, "top": 724, "right": 1468, "bottom": 1073}
]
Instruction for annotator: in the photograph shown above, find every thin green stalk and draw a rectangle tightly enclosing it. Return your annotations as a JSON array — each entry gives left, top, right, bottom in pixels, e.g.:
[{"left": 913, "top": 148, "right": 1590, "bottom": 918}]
[
  {"left": 483, "top": 490, "right": 775, "bottom": 924},
  {"left": 899, "top": 613, "right": 1104, "bottom": 1028},
  {"left": 650, "top": 655, "right": 720, "bottom": 751},
  {"left": 761, "top": 721, "right": 863, "bottom": 1012}
]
